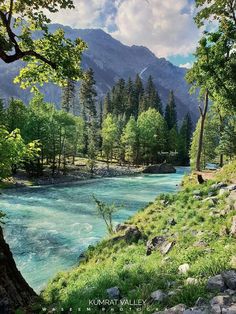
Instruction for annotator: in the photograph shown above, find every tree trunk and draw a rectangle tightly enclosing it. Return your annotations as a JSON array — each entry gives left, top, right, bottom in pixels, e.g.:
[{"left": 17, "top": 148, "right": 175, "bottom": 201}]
[
  {"left": 196, "top": 89, "right": 209, "bottom": 171},
  {"left": 0, "top": 227, "right": 36, "bottom": 313}
]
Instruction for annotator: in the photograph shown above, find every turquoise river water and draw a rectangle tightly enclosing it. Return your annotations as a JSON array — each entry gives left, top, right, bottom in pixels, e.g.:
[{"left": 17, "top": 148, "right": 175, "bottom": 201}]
[{"left": 0, "top": 167, "right": 188, "bottom": 292}]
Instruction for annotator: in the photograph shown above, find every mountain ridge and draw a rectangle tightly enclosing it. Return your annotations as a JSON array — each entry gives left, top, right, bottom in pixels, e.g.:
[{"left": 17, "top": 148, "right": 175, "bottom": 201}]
[{"left": 0, "top": 24, "right": 199, "bottom": 123}]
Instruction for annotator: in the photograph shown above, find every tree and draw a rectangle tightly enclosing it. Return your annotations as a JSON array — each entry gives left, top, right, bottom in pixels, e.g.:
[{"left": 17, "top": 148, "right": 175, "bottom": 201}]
[
  {"left": 218, "top": 116, "right": 236, "bottom": 160},
  {"left": 93, "top": 196, "right": 118, "bottom": 234},
  {"left": 5, "top": 98, "right": 27, "bottom": 132},
  {"left": 137, "top": 108, "right": 166, "bottom": 164},
  {"left": 79, "top": 68, "right": 97, "bottom": 120},
  {"left": 61, "top": 79, "right": 76, "bottom": 113},
  {"left": 134, "top": 74, "right": 144, "bottom": 117},
  {"left": 121, "top": 116, "right": 139, "bottom": 166},
  {"left": 101, "top": 114, "right": 118, "bottom": 168},
  {"left": 146, "top": 75, "right": 163, "bottom": 114},
  {"left": 178, "top": 113, "right": 193, "bottom": 165},
  {"left": 0, "top": 126, "right": 39, "bottom": 180},
  {"left": 103, "top": 92, "right": 112, "bottom": 117},
  {"left": 0, "top": 99, "right": 5, "bottom": 125},
  {"left": 165, "top": 90, "right": 177, "bottom": 130},
  {"left": 0, "top": 0, "right": 86, "bottom": 89},
  {"left": 112, "top": 78, "right": 126, "bottom": 116}
]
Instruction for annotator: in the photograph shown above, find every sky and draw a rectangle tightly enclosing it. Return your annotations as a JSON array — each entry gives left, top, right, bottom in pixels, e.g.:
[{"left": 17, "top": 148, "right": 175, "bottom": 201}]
[{"left": 49, "top": 0, "right": 201, "bottom": 68}]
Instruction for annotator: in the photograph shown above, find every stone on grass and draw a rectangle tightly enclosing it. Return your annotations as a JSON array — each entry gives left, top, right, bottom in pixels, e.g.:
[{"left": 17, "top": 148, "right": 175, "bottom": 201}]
[
  {"left": 106, "top": 287, "right": 120, "bottom": 299},
  {"left": 219, "top": 188, "right": 228, "bottom": 196},
  {"left": 168, "top": 218, "right": 177, "bottom": 226},
  {"left": 124, "top": 225, "right": 142, "bottom": 243},
  {"left": 227, "top": 184, "right": 236, "bottom": 191},
  {"left": 186, "top": 277, "right": 198, "bottom": 285},
  {"left": 221, "top": 270, "right": 236, "bottom": 290},
  {"left": 206, "top": 274, "right": 226, "bottom": 292},
  {"left": 178, "top": 263, "right": 190, "bottom": 274},
  {"left": 211, "top": 182, "right": 227, "bottom": 190},
  {"left": 230, "top": 216, "right": 236, "bottom": 237},
  {"left": 150, "top": 289, "right": 167, "bottom": 302},
  {"left": 160, "top": 241, "right": 175, "bottom": 255},
  {"left": 146, "top": 236, "right": 166, "bottom": 256}
]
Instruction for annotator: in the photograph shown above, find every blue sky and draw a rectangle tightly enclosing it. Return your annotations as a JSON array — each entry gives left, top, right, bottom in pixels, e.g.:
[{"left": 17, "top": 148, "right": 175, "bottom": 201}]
[{"left": 49, "top": 0, "right": 200, "bottom": 68}]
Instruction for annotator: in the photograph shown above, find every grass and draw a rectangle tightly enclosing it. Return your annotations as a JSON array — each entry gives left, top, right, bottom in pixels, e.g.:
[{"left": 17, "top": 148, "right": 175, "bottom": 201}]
[{"left": 36, "top": 161, "right": 236, "bottom": 313}]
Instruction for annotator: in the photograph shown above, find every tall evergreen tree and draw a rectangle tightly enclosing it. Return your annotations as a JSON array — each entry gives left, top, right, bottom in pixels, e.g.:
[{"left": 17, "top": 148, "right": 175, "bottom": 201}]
[
  {"left": 103, "top": 92, "right": 112, "bottom": 117},
  {"left": 165, "top": 90, "right": 177, "bottom": 130},
  {"left": 79, "top": 68, "right": 97, "bottom": 120},
  {"left": 0, "top": 99, "right": 5, "bottom": 125},
  {"left": 134, "top": 75, "right": 144, "bottom": 117},
  {"left": 125, "top": 78, "right": 136, "bottom": 118},
  {"left": 146, "top": 76, "right": 163, "bottom": 114},
  {"left": 61, "top": 79, "right": 76, "bottom": 113},
  {"left": 178, "top": 113, "right": 193, "bottom": 165},
  {"left": 112, "top": 78, "right": 126, "bottom": 116}
]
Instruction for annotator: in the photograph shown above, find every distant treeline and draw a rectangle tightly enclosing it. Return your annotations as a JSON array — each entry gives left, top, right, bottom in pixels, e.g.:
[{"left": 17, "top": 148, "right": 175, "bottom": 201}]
[{"left": 0, "top": 69, "right": 193, "bottom": 178}]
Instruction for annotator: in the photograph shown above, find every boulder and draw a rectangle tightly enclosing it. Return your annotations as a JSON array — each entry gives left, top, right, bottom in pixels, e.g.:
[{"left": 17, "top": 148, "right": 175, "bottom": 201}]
[
  {"left": 106, "top": 287, "right": 120, "bottom": 299},
  {"left": 206, "top": 274, "right": 226, "bottom": 292},
  {"left": 143, "top": 163, "right": 176, "bottom": 174},
  {"left": 230, "top": 216, "right": 236, "bottom": 237},
  {"left": 150, "top": 289, "right": 167, "bottom": 302},
  {"left": 210, "top": 295, "right": 231, "bottom": 307},
  {"left": 160, "top": 241, "right": 175, "bottom": 255},
  {"left": 113, "top": 225, "right": 142, "bottom": 244},
  {"left": 178, "top": 263, "right": 190, "bottom": 274},
  {"left": 146, "top": 236, "right": 166, "bottom": 256},
  {"left": 211, "top": 182, "right": 227, "bottom": 190},
  {"left": 154, "top": 304, "right": 186, "bottom": 314},
  {"left": 221, "top": 270, "right": 236, "bottom": 290},
  {"left": 186, "top": 278, "right": 198, "bottom": 285}
]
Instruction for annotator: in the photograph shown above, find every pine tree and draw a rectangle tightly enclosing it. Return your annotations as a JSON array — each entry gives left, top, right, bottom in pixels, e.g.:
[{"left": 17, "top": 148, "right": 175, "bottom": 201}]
[
  {"left": 178, "top": 113, "right": 193, "bottom": 165},
  {"left": 79, "top": 68, "right": 97, "bottom": 121},
  {"left": 134, "top": 75, "right": 144, "bottom": 117},
  {"left": 61, "top": 79, "right": 76, "bottom": 113},
  {"left": 103, "top": 92, "right": 112, "bottom": 117},
  {"left": 112, "top": 78, "right": 126, "bottom": 116},
  {"left": 146, "top": 76, "right": 163, "bottom": 114},
  {"left": 0, "top": 99, "right": 5, "bottom": 125},
  {"left": 165, "top": 90, "right": 177, "bottom": 130},
  {"left": 125, "top": 78, "right": 136, "bottom": 118}
]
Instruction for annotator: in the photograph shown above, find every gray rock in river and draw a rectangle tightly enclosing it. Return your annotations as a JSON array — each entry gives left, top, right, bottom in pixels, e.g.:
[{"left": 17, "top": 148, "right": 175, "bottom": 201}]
[{"left": 142, "top": 163, "right": 176, "bottom": 174}]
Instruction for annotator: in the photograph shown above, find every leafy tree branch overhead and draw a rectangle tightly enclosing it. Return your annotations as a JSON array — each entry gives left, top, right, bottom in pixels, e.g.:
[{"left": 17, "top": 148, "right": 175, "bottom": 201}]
[{"left": 0, "top": 0, "right": 87, "bottom": 89}]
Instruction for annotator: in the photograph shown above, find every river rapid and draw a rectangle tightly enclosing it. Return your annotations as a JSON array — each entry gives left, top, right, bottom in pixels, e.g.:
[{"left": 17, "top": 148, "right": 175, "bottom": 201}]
[{"left": 0, "top": 167, "right": 188, "bottom": 292}]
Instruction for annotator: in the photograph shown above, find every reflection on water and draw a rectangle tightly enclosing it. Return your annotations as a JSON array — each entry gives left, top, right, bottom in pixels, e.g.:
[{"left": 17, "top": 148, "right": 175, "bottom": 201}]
[{"left": 0, "top": 167, "right": 188, "bottom": 292}]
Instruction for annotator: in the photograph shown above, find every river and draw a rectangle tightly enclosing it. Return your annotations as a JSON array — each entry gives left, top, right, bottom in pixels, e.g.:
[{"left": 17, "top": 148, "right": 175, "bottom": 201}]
[{"left": 0, "top": 167, "right": 188, "bottom": 292}]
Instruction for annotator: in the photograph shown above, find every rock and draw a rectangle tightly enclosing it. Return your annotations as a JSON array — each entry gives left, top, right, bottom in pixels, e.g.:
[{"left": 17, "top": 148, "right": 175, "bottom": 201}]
[
  {"left": 210, "top": 295, "right": 231, "bottom": 307},
  {"left": 193, "top": 190, "right": 201, "bottom": 196},
  {"left": 221, "top": 270, "right": 236, "bottom": 290},
  {"left": 219, "top": 188, "right": 228, "bottom": 196},
  {"left": 203, "top": 197, "right": 218, "bottom": 205},
  {"left": 106, "top": 287, "right": 120, "bottom": 299},
  {"left": 210, "top": 304, "right": 222, "bottom": 314},
  {"left": 186, "top": 278, "right": 198, "bottom": 285},
  {"left": 225, "top": 304, "right": 236, "bottom": 313},
  {"left": 146, "top": 236, "right": 166, "bottom": 256},
  {"left": 227, "top": 184, "right": 236, "bottom": 192},
  {"left": 195, "top": 298, "right": 208, "bottom": 307},
  {"left": 178, "top": 263, "right": 190, "bottom": 274},
  {"left": 143, "top": 163, "right": 176, "bottom": 174},
  {"left": 230, "top": 256, "right": 236, "bottom": 269},
  {"left": 211, "top": 182, "right": 228, "bottom": 190},
  {"left": 230, "top": 216, "right": 236, "bottom": 237},
  {"left": 206, "top": 274, "right": 226, "bottom": 292},
  {"left": 160, "top": 241, "right": 175, "bottom": 255},
  {"left": 168, "top": 218, "right": 177, "bottom": 226},
  {"left": 115, "top": 224, "right": 129, "bottom": 232},
  {"left": 193, "top": 195, "right": 202, "bottom": 200},
  {"left": 113, "top": 225, "right": 142, "bottom": 244},
  {"left": 183, "top": 307, "right": 209, "bottom": 314},
  {"left": 150, "top": 289, "right": 167, "bottom": 302}
]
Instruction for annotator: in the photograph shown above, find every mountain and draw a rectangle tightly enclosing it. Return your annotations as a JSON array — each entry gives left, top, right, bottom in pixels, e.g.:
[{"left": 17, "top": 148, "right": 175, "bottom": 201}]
[{"left": 0, "top": 24, "right": 199, "bottom": 123}]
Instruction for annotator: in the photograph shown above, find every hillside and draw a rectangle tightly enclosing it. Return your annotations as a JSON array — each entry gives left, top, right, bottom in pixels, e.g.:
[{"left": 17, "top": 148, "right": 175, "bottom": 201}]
[
  {"left": 0, "top": 25, "right": 199, "bottom": 123},
  {"left": 37, "top": 161, "right": 236, "bottom": 313}
]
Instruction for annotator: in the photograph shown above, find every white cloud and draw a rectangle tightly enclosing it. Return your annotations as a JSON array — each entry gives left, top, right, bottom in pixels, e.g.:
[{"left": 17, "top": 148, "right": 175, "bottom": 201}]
[
  {"left": 48, "top": 0, "right": 200, "bottom": 58},
  {"left": 112, "top": 0, "right": 200, "bottom": 57},
  {"left": 179, "top": 62, "right": 193, "bottom": 69}
]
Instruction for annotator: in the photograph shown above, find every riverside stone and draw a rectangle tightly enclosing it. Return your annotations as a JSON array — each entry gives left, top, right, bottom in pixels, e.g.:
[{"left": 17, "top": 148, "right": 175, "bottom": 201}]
[
  {"left": 150, "top": 290, "right": 167, "bottom": 302},
  {"left": 106, "top": 287, "right": 120, "bottom": 299},
  {"left": 143, "top": 163, "right": 176, "bottom": 174},
  {"left": 206, "top": 274, "right": 226, "bottom": 292},
  {"left": 178, "top": 263, "right": 190, "bottom": 274},
  {"left": 221, "top": 270, "right": 236, "bottom": 290}
]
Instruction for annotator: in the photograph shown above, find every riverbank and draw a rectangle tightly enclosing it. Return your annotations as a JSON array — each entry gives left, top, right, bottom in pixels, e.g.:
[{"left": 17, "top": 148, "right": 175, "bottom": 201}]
[
  {"left": 0, "top": 161, "right": 144, "bottom": 189},
  {"left": 37, "top": 160, "right": 236, "bottom": 314}
]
